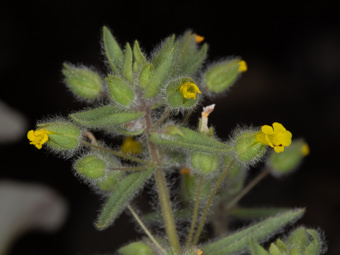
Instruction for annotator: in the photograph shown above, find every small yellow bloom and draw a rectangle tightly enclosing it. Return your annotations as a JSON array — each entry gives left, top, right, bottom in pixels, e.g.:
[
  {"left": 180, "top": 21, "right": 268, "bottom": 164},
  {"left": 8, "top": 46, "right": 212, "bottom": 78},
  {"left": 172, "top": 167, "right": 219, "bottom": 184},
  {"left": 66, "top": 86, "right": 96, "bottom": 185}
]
[
  {"left": 27, "top": 129, "right": 52, "bottom": 149},
  {"left": 179, "top": 82, "right": 201, "bottom": 100},
  {"left": 196, "top": 249, "right": 203, "bottom": 255},
  {"left": 194, "top": 34, "right": 204, "bottom": 43},
  {"left": 179, "top": 167, "right": 192, "bottom": 175},
  {"left": 238, "top": 60, "right": 247, "bottom": 72},
  {"left": 255, "top": 122, "right": 292, "bottom": 153},
  {"left": 301, "top": 143, "right": 310, "bottom": 156},
  {"left": 121, "top": 136, "right": 142, "bottom": 154}
]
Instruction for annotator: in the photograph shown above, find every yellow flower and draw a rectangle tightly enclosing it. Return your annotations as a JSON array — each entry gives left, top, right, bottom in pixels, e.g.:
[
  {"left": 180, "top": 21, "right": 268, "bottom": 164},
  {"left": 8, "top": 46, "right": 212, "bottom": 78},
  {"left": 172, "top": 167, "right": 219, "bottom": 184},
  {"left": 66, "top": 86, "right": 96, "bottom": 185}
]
[
  {"left": 194, "top": 34, "right": 204, "bottom": 43},
  {"left": 179, "top": 82, "right": 201, "bottom": 100},
  {"left": 255, "top": 122, "right": 292, "bottom": 153},
  {"left": 196, "top": 249, "right": 203, "bottom": 255},
  {"left": 238, "top": 60, "right": 247, "bottom": 72},
  {"left": 121, "top": 136, "right": 142, "bottom": 154},
  {"left": 301, "top": 143, "right": 310, "bottom": 156},
  {"left": 27, "top": 129, "right": 52, "bottom": 149}
]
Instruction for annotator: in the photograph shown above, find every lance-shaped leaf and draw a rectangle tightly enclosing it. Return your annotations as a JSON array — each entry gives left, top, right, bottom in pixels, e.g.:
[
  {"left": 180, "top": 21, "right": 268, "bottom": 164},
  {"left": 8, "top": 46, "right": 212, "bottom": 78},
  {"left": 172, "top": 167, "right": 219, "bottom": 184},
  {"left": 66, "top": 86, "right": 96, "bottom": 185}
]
[
  {"left": 122, "top": 43, "right": 133, "bottom": 83},
  {"left": 102, "top": 26, "right": 124, "bottom": 74},
  {"left": 202, "top": 208, "right": 305, "bottom": 255},
  {"left": 144, "top": 36, "right": 175, "bottom": 98},
  {"left": 70, "top": 105, "right": 144, "bottom": 128},
  {"left": 133, "top": 40, "right": 147, "bottom": 73},
  {"left": 150, "top": 125, "right": 231, "bottom": 154},
  {"left": 95, "top": 169, "right": 154, "bottom": 230},
  {"left": 228, "top": 207, "right": 290, "bottom": 220}
]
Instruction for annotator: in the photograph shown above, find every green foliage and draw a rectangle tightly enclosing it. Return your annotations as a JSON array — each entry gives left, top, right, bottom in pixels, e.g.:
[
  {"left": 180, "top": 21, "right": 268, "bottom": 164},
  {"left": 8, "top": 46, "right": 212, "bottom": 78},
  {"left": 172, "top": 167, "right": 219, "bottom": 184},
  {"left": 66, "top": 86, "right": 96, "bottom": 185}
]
[
  {"left": 95, "top": 169, "right": 154, "bottom": 230},
  {"left": 70, "top": 105, "right": 144, "bottom": 128},
  {"left": 29, "top": 26, "right": 324, "bottom": 255}
]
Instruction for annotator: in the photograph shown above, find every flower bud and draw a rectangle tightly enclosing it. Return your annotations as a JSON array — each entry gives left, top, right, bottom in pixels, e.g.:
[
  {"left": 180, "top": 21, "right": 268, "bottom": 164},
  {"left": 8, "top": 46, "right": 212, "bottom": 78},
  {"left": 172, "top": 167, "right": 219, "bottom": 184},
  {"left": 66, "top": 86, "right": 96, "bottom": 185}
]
[
  {"left": 118, "top": 241, "right": 153, "bottom": 255},
  {"left": 268, "top": 139, "right": 309, "bottom": 176},
  {"left": 166, "top": 78, "right": 200, "bottom": 108},
  {"left": 180, "top": 168, "right": 211, "bottom": 201},
  {"left": 204, "top": 58, "right": 247, "bottom": 93},
  {"left": 74, "top": 155, "right": 106, "bottom": 179},
  {"left": 62, "top": 63, "right": 103, "bottom": 100},
  {"left": 106, "top": 75, "right": 135, "bottom": 106},
  {"left": 191, "top": 151, "right": 219, "bottom": 174},
  {"left": 233, "top": 130, "right": 266, "bottom": 163},
  {"left": 96, "top": 171, "right": 122, "bottom": 191},
  {"left": 37, "top": 121, "right": 81, "bottom": 150}
]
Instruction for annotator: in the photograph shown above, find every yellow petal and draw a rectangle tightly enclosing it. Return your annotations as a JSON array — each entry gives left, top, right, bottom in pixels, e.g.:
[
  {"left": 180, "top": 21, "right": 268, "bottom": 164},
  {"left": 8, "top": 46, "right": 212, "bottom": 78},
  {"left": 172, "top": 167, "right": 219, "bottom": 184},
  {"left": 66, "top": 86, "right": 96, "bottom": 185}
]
[
  {"left": 272, "top": 122, "right": 286, "bottom": 132},
  {"left": 261, "top": 125, "right": 274, "bottom": 134},
  {"left": 238, "top": 60, "right": 247, "bottom": 72}
]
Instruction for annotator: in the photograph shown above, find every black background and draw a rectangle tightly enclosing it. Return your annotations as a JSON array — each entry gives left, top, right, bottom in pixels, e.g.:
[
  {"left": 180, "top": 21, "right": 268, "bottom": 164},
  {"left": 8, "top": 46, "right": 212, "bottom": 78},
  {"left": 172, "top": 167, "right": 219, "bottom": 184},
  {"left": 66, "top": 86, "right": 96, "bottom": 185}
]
[{"left": 1, "top": 0, "right": 340, "bottom": 254}]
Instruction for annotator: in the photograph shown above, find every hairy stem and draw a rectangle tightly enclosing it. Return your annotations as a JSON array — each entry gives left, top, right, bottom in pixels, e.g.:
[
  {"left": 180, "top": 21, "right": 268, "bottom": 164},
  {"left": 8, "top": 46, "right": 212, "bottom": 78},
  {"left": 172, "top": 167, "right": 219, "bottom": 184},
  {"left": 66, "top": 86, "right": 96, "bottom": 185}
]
[
  {"left": 81, "top": 140, "right": 151, "bottom": 165},
  {"left": 127, "top": 205, "right": 167, "bottom": 255},
  {"left": 224, "top": 166, "right": 272, "bottom": 212},
  {"left": 185, "top": 175, "right": 203, "bottom": 251},
  {"left": 145, "top": 109, "right": 181, "bottom": 254},
  {"left": 192, "top": 160, "right": 235, "bottom": 246}
]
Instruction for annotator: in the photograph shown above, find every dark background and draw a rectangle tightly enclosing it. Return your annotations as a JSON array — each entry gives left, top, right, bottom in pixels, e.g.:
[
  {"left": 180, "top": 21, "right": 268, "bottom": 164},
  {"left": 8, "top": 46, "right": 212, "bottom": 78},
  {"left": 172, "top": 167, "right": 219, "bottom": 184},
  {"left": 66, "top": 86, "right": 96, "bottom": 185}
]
[{"left": 1, "top": 0, "right": 340, "bottom": 254}]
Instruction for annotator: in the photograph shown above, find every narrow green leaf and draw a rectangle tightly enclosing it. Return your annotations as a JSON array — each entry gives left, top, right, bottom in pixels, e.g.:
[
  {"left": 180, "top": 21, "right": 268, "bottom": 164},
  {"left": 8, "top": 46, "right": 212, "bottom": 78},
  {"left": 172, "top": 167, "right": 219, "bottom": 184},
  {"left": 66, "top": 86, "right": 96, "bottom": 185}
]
[
  {"left": 70, "top": 105, "right": 144, "bottom": 128},
  {"left": 202, "top": 208, "right": 305, "bottom": 255},
  {"left": 152, "top": 35, "right": 175, "bottom": 68},
  {"left": 150, "top": 125, "right": 231, "bottom": 154},
  {"left": 102, "top": 26, "right": 124, "bottom": 74},
  {"left": 144, "top": 47, "right": 174, "bottom": 98},
  {"left": 123, "top": 43, "right": 133, "bottom": 83},
  {"left": 249, "top": 236, "right": 269, "bottom": 255},
  {"left": 106, "top": 76, "right": 135, "bottom": 106},
  {"left": 133, "top": 40, "right": 147, "bottom": 72},
  {"left": 138, "top": 62, "right": 153, "bottom": 89},
  {"left": 95, "top": 169, "right": 154, "bottom": 230}
]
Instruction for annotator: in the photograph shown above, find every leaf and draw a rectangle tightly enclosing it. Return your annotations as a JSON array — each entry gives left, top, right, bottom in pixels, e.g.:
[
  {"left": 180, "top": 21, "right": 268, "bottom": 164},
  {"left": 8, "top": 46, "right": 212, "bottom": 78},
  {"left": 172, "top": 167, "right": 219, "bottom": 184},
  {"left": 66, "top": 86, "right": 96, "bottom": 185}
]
[
  {"left": 249, "top": 236, "right": 269, "bottom": 255},
  {"left": 95, "top": 169, "right": 154, "bottom": 230},
  {"left": 122, "top": 43, "right": 133, "bottom": 83},
  {"left": 150, "top": 125, "right": 231, "bottom": 154},
  {"left": 179, "top": 43, "right": 208, "bottom": 76},
  {"left": 133, "top": 40, "right": 147, "bottom": 72},
  {"left": 70, "top": 105, "right": 144, "bottom": 128},
  {"left": 102, "top": 26, "right": 124, "bottom": 74},
  {"left": 106, "top": 76, "right": 135, "bottom": 106},
  {"left": 202, "top": 208, "right": 305, "bottom": 255}
]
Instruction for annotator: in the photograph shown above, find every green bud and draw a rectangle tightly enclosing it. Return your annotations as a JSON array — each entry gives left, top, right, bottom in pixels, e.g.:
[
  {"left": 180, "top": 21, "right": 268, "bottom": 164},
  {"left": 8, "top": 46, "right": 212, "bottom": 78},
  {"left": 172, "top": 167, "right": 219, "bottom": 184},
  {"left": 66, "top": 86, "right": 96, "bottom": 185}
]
[
  {"left": 166, "top": 78, "right": 199, "bottom": 108},
  {"left": 62, "top": 63, "right": 103, "bottom": 100},
  {"left": 74, "top": 155, "right": 106, "bottom": 179},
  {"left": 269, "top": 139, "right": 309, "bottom": 176},
  {"left": 191, "top": 151, "right": 219, "bottom": 174},
  {"left": 180, "top": 168, "right": 211, "bottom": 201},
  {"left": 204, "top": 58, "right": 247, "bottom": 93},
  {"left": 118, "top": 241, "right": 153, "bottom": 255},
  {"left": 106, "top": 75, "right": 135, "bottom": 106},
  {"left": 38, "top": 121, "right": 81, "bottom": 150},
  {"left": 97, "top": 171, "right": 123, "bottom": 191},
  {"left": 233, "top": 130, "right": 266, "bottom": 163}
]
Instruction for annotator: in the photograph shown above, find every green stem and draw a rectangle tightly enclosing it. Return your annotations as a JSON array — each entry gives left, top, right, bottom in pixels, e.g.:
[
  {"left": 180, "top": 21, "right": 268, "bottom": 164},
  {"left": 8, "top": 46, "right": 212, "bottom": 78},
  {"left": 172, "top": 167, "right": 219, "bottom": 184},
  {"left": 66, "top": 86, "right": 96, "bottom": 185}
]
[
  {"left": 224, "top": 166, "right": 272, "bottom": 212},
  {"left": 181, "top": 107, "right": 195, "bottom": 125},
  {"left": 127, "top": 205, "right": 167, "bottom": 255},
  {"left": 184, "top": 175, "right": 203, "bottom": 251},
  {"left": 81, "top": 140, "right": 151, "bottom": 165},
  {"left": 192, "top": 160, "right": 235, "bottom": 246},
  {"left": 145, "top": 110, "right": 181, "bottom": 254},
  {"left": 153, "top": 107, "right": 171, "bottom": 129}
]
